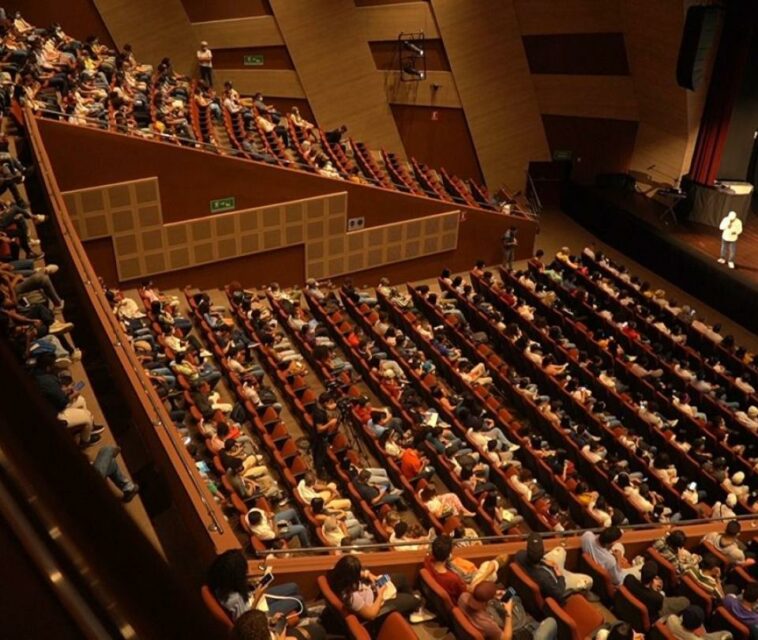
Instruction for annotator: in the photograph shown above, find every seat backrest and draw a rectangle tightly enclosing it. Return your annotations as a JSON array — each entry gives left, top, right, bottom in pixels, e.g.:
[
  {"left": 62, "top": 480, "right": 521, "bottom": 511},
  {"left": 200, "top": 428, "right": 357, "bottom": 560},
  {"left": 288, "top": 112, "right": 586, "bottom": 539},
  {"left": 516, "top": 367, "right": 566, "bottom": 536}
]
[
  {"left": 418, "top": 568, "right": 454, "bottom": 625},
  {"left": 451, "top": 607, "right": 484, "bottom": 640},
  {"left": 645, "top": 546, "right": 679, "bottom": 589},
  {"left": 345, "top": 614, "right": 370, "bottom": 640},
  {"left": 562, "top": 593, "right": 605, "bottom": 640},
  {"left": 199, "top": 585, "right": 233, "bottom": 630},
  {"left": 713, "top": 605, "right": 750, "bottom": 640},
  {"left": 509, "top": 561, "right": 545, "bottom": 615},
  {"left": 377, "top": 611, "right": 419, "bottom": 640},
  {"left": 545, "top": 596, "right": 580, "bottom": 640},
  {"left": 614, "top": 584, "right": 651, "bottom": 633},
  {"left": 317, "top": 574, "right": 349, "bottom": 618},
  {"left": 680, "top": 574, "right": 715, "bottom": 618},
  {"left": 581, "top": 551, "right": 617, "bottom": 604}
]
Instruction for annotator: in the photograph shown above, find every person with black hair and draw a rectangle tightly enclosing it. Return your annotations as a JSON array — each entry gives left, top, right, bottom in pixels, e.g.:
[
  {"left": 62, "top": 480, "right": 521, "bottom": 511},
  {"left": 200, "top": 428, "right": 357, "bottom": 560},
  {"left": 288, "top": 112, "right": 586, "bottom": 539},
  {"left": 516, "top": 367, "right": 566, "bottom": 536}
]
[
  {"left": 325, "top": 555, "right": 432, "bottom": 628},
  {"left": 581, "top": 526, "right": 641, "bottom": 586},
  {"left": 683, "top": 554, "right": 728, "bottom": 599},
  {"left": 723, "top": 582, "right": 758, "bottom": 632},
  {"left": 514, "top": 533, "right": 593, "bottom": 603},
  {"left": 623, "top": 560, "right": 689, "bottom": 621},
  {"left": 703, "top": 521, "right": 753, "bottom": 565},
  {"left": 664, "top": 604, "right": 733, "bottom": 640},
  {"left": 652, "top": 530, "right": 701, "bottom": 575},
  {"left": 501, "top": 226, "right": 518, "bottom": 271},
  {"left": 309, "top": 392, "right": 339, "bottom": 474},
  {"left": 207, "top": 550, "right": 305, "bottom": 621}
]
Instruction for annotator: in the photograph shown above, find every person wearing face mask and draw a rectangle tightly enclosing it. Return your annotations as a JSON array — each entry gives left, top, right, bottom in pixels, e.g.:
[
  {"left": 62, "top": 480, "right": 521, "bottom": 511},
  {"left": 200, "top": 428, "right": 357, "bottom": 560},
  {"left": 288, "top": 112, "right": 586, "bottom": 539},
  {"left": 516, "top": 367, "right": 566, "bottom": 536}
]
[{"left": 717, "top": 210, "right": 743, "bottom": 270}]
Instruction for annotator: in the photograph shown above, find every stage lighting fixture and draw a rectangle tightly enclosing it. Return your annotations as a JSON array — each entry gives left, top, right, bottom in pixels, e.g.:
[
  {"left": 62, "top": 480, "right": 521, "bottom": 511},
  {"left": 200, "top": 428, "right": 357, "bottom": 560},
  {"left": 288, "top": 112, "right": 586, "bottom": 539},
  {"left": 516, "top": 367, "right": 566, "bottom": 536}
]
[
  {"left": 402, "top": 40, "right": 424, "bottom": 57},
  {"left": 403, "top": 64, "right": 425, "bottom": 79}
]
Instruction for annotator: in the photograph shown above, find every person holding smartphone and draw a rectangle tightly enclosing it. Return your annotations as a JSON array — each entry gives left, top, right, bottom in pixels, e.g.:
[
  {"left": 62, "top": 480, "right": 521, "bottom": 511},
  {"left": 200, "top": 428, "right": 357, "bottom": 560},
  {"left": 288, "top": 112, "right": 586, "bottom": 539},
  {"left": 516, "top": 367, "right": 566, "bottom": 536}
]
[
  {"left": 325, "top": 555, "right": 433, "bottom": 630},
  {"left": 458, "top": 581, "right": 557, "bottom": 640}
]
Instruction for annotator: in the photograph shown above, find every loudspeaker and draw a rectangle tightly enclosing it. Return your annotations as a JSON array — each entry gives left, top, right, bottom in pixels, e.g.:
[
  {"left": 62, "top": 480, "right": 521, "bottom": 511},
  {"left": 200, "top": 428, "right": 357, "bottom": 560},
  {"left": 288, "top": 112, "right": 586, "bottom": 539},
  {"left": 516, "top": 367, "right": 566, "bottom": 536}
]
[{"left": 676, "top": 6, "right": 720, "bottom": 90}]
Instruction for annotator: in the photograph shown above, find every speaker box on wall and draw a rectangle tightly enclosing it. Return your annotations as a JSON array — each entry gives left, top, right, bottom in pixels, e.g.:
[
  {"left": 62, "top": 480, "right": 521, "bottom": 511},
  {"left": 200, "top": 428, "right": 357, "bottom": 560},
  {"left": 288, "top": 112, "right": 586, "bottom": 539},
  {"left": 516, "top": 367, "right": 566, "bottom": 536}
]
[{"left": 676, "top": 6, "right": 721, "bottom": 91}]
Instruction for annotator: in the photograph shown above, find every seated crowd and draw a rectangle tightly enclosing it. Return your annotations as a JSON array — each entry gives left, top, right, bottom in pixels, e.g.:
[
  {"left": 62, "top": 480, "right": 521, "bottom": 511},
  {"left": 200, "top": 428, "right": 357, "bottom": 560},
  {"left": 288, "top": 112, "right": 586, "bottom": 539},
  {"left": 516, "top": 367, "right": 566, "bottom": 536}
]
[{"left": 2, "top": 11, "right": 511, "bottom": 213}]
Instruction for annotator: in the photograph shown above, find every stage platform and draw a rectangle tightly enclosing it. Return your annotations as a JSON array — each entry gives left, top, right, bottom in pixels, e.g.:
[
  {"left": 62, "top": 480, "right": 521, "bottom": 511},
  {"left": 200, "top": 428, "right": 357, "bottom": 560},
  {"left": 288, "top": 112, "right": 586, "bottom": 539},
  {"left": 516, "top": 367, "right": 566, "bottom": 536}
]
[{"left": 562, "top": 183, "right": 758, "bottom": 331}]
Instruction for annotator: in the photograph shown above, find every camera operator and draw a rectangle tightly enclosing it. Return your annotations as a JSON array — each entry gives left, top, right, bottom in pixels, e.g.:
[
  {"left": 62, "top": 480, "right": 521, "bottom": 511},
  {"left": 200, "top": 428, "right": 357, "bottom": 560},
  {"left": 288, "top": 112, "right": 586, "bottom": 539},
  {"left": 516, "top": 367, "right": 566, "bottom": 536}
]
[{"left": 311, "top": 391, "right": 340, "bottom": 474}]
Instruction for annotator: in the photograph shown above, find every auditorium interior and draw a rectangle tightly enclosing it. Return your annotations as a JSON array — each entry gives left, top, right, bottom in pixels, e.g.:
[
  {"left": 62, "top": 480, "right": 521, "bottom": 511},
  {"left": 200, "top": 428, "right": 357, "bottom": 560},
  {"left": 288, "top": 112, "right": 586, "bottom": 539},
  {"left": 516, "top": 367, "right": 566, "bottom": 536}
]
[{"left": 2, "top": 1, "right": 758, "bottom": 639}]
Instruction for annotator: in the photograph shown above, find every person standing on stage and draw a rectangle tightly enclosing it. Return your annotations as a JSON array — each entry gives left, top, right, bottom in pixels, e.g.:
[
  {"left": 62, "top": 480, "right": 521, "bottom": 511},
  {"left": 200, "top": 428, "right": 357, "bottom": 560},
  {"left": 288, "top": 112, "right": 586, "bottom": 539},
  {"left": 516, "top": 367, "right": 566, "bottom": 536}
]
[
  {"left": 502, "top": 226, "right": 518, "bottom": 270},
  {"left": 717, "top": 210, "right": 742, "bottom": 270}
]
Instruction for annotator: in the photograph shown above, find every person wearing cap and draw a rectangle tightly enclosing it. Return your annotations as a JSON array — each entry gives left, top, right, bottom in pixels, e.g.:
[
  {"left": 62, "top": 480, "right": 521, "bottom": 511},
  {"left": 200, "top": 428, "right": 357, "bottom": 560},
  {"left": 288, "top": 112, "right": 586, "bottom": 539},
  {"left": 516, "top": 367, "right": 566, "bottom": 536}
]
[
  {"left": 196, "top": 41, "right": 213, "bottom": 86},
  {"left": 665, "top": 604, "right": 732, "bottom": 640},
  {"left": 718, "top": 210, "right": 742, "bottom": 269},
  {"left": 515, "top": 534, "right": 594, "bottom": 603},
  {"left": 458, "top": 580, "right": 557, "bottom": 640},
  {"left": 623, "top": 560, "right": 689, "bottom": 621}
]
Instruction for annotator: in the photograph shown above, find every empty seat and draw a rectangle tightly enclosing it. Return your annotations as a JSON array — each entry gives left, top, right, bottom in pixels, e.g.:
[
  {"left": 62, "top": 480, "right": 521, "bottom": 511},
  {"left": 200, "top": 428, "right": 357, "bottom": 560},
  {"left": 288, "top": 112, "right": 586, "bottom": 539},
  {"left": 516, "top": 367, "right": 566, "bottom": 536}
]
[{"left": 546, "top": 594, "right": 604, "bottom": 640}]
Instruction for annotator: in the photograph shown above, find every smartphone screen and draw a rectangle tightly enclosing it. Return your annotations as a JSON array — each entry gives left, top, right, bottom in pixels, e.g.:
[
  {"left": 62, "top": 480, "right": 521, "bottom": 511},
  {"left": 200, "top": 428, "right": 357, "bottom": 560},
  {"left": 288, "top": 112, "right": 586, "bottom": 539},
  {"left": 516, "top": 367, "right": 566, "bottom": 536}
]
[
  {"left": 375, "top": 574, "right": 390, "bottom": 588},
  {"left": 257, "top": 572, "right": 274, "bottom": 589},
  {"left": 501, "top": 587, "right": 516, "bottom": 603},
  {"left": 74, "top": 381, "right": 86, "bottom": 392}
]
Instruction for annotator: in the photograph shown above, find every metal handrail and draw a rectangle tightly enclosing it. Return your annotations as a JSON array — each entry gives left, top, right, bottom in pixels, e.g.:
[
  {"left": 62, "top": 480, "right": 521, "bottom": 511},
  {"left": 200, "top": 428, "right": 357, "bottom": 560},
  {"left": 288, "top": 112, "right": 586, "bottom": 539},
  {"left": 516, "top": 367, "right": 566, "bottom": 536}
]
[
  {"left": 260, "top": 511, "right": 758, "bottom": 556},
  {"left": 31, "top": 107, "right": 526, "bottom": 217},
  {"left": 25, "top": 106, "right": 228, "bottom": 537}
]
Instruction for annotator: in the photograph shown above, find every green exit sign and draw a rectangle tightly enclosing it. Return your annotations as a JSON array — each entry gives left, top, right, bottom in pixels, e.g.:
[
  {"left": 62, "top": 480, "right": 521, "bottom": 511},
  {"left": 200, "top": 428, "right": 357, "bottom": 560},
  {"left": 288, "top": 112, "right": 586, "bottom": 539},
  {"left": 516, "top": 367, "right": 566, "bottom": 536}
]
[
  {"left": 553, "top": 149, "right": 573, "bottom": 162},
  {"left": 243, "top": 54, "right": 264, "bottom": 66},
  {"left": 210, "top": 197, "right": 235, "bottom": 213}
]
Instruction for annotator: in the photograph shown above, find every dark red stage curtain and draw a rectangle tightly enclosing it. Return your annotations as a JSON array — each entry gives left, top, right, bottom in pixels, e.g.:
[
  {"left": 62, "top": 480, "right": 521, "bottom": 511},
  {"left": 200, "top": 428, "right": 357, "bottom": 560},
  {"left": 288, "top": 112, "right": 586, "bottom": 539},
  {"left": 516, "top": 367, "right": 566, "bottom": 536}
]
[{"left": 689, "top": 0, "right": 756, "bottom": 186}]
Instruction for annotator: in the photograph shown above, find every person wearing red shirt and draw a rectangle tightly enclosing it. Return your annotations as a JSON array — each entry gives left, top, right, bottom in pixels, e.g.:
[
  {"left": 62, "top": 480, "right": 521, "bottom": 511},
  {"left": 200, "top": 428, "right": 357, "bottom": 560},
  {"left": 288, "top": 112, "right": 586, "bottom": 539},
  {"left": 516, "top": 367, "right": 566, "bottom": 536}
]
[{"left": 424, "top": 536, "right": 468, "bottom": 603}]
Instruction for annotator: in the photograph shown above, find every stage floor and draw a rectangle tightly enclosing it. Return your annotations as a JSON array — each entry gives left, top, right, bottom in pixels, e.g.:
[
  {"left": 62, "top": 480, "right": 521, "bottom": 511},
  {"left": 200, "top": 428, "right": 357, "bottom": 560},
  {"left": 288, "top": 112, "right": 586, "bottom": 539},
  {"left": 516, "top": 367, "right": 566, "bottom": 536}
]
[
  {"left": 604, "top": 188, "right": 758, "bottom": 284},
  {"left": 563, "top": 185, "right": 758, "bottom": 335}
]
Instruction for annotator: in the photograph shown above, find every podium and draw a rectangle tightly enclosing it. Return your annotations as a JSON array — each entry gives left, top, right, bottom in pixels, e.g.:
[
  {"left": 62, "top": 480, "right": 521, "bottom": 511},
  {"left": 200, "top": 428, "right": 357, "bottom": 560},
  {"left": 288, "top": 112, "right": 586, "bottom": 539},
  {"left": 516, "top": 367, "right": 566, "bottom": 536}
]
[{"left": 688, "top": 181, "right": 753, "bottom": 227}]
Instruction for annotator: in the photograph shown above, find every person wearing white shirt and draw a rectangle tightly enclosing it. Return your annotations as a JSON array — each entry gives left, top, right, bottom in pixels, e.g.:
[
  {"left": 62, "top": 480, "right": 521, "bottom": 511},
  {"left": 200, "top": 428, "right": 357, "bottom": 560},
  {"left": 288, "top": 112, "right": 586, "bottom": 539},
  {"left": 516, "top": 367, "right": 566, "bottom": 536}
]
[
  {"left": 196, "top": 41, "right": 213, "bottom": 86},
  {"left": 718, "top": 210, "right": 743, "bottom": 269}
]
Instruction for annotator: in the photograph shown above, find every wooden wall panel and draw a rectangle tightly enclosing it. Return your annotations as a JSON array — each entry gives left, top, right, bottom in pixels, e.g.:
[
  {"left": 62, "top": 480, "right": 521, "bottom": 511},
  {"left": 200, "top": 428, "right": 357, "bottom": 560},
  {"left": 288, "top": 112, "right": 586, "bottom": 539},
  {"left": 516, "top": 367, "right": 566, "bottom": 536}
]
[
  {"left": 12, "top": 0, "right": 115, "bottom": 47},
  {"left": 180, "top": 0, "right": 272, "bottom": 23},
  {"left": 619, "top": 0, "right": 711, "bottom": 185},
  {"left": 214, "top": 69, "right": 305, "bottom": 99},
  {"left": 370, "top": 40, "right": 450, "bottom": 71},
  {"left": 523, "top": 33, "right": 630, "bottom": 75},
  {"left": 37, "top": 119, "right": 536, "bottom": 286},
  {"left": 514, "top": 0, "right": 623, "bottom": 35},
  {"left": 358, "top": 2, "right": 440, "bottom": 40},
  {"left": 92, "top": 0, "right": 196, "bottom": 73},
  {"left": 391, "top": 105, "right": 483, "bottom": 182},
  {"left": 192, "top": 17, "right": 284, "bottom": 49},
  {"left": 542, "top": 114, "right": 639, "bottom": 184},
  {"left": 431, "top": 0, "right": 550, "bottom": 191},
  {"left": 211, "top": 46, "right": 294, "bottom": 70},
  {"left": 533, "top": 75, "right": 638, "bottom": 121},
  {"left": 271, "top": 0, "right": 406, "bottom": 155},
  {"left": 382, "top": 71, "right": 461, "bottom": 108}
]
